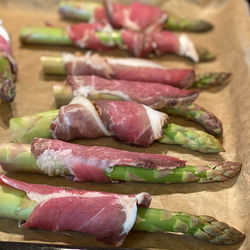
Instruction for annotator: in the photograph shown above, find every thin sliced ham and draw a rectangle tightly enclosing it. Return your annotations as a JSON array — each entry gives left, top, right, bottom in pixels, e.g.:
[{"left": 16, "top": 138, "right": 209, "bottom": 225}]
[
  {"left": 31, "top": 138, "right": 186, "bottom": 182},
  {"left": 67, "top": 75, "right": 198, "bottom": 108},
  {"left": 50, "top": 96, "right": 168, "bottom": 146},
  {"left": 0, "top": 21, "right": 17, "bottom": 75},
  {"left": 102, "top": 0, "right": 167, "bottom": 32},
  {"left": 0, "top": 175, "right": 151, "bottom": 246},
  {"left": 62, "top": 53, "right": 195, "bottom": 88},
  {"left": 66, "top": 22, "right": 199, "bottom": 61}
]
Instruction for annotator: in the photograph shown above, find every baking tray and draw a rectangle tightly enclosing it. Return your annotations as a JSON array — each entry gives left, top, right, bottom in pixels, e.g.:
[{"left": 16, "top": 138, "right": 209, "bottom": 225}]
[{"left": 0, "top": 0, "right": 249, "bottom": 249}]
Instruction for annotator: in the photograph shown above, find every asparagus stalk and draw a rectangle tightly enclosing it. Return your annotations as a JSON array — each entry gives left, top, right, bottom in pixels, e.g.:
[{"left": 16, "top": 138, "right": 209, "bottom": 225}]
[
  {"left": 164, "top": 16, "right": 213, "bottom": 33},
  {"left": 20, "top": 27, "right": 214, "bottom": 62},
  {"left": 41, "top": 55, "right": 229, "bottom": 89},
  {"left": 59, "top": 1, "right": 213, "bottom": 33},
  {"left": 9, "top": 109, "right": 223, "bottom": 153},
  {"left": 0, "top": 143, "right": 240, "bottom": 183},
  {"left": 0, "top": 57, "right": 16, "bottom": 102},
  {"left": 165, "top": 104, "right": 223, "bottom": 137},
  {"left": 0, "top": 181, "right": 245, "bottom": 244}
]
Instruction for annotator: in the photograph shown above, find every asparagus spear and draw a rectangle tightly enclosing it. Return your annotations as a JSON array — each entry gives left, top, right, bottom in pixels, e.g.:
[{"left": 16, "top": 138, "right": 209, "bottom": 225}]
[
  {"left": 159, "top": 123, "right": 223, "bottom": 153},
  {"left": 0, "top": 143, "right": 240, "bottom": 183},
  {"left": 20, "top": 27, "right": 214, "bottom": 62},
  {"left": 52, "top": 83, "right": 223, "bottom": 137},
  {"left": 59, "top": 0, "right": 213, "bottom": 33},
  {"left": 165, "top": 104, "right": 223, "bottom": 137},
  {"left": 9, "top": 109, "right": 223, "bottom": 153},
  {"left": 0, "top": 180, "right": 245, "bottom": 245},
  {"left": 0, "top": 56, "right": 15, "bottom": 102},
  {"left": 40, "top": 55, "right": 229, "bottom": 89}
]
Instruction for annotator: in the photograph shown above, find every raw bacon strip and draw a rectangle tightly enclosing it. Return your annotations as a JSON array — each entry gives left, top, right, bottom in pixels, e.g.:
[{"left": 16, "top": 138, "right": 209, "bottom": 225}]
[
  {"left": 0, "top": 175, "right": 151, "bottom": 246},
  {"left": 102, "top": 0, "right": 167, "bottom": 32},
  {"left": 31, "top": 138, "right": 186, "bottom": 182},
  {"left": 50, "top": 96, "right": 168, "bottom": 146},
  {"left": 67, "top": 75, "right": 198, "bottom": 108},
  {"left": 62, "top": 53, "right": 195, "bottom": 88}
]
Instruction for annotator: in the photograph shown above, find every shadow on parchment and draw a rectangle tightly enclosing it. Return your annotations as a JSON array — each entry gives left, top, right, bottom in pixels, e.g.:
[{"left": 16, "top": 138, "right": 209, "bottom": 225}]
[{"left": 0, "top": 217, "right": 245, "bottom": 250}]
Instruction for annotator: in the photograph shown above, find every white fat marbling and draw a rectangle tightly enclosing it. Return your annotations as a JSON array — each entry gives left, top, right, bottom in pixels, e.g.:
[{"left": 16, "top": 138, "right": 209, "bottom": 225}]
[
  {"left": 0, "top": 20, "right": 10, "bottom": 41},
  {"left": 179, "top": 34, "right": 199, "bottom": 63},
  {"left": 70, "top": 96, "right": 110, "bottom": 136},
  {"left": 106, "top": 57, "right": 165, "bottom": 68},
  {"left": 118, "top": 196, "right": 138, "bottom": 235},
  {"left": 143, "top": 105, "right": 168, "bottom": 140}
]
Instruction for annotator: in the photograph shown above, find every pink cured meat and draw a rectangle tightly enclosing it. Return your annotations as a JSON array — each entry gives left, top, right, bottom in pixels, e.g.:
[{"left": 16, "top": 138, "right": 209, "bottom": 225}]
[
  {"left": 121, "top": 30, "right": 180, "bottom": 57},
  {"left": 67, "top": 22, "right": 112, "bottom": 51},
  {"left": 50, "top": 103, "right": 107, "bottom": 141},
  {"left": 95, "top": 1, "right": 167, "bottom": 32},
  {"left": 63, "top": 53, "right": 195, "bottom": 88},
  {"left": 0, "top": 175, "right": 151, "bottom": 246},
  {"left": 0, "top": 34, "right": 17, "bottom": 75},
  {"left": 96, "top": 100, "right": 155, "bottom": 146},
  {"left": 31, "top": 138, "right": 186, "bottom": 182},
  {"left": 67, "top": 75, "right": 199, "bottom": 108},
  {"left": 67, "top": 23, "right": 194, "bottom": 59},
  {"left": 50, "top": 97, "right": 168, "bottom": 146}
]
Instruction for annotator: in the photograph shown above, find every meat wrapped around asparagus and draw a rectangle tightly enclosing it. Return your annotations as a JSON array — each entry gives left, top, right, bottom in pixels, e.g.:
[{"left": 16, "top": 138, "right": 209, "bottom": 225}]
[
  {"left": 0, "top": 138, "right": 241, "bottom": 184},
  {"left": 52, "top": 75, "right": 223, "bottom": 136},
  {"left": 0, "top": 175, "right": 245, "bottom": 245},
  {"left": 0, "top": 20, "right": 17, "bottom": 102},
  {"left": 59, "top": 0, "right": 213, "bottom": 33},
  {"left": 20, "top": 23, "right": 214, "bottom": 62},
  {"left": 41, "top": 53, "right": 231, "bottom": 89},
  {"left": 10, "top": 96, "right": 223, "bottom": 153}
]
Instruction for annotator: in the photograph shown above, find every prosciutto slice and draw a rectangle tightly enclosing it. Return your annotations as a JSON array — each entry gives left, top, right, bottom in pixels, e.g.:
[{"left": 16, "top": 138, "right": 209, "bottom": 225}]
[
  {"left": 67, "top": 75, "right": 198, "bottom": 108},
  {"left": 50, "top": 96, "right": 168, "bottom": 146},
  {"left": 0, "top": 21, "right": 17, "bottom": 76},
  {"left": 31, "top": 138, "right": 186, "bottom": 182},
  {"left": 100, "top": 0, "right": 167, "bottom": 32},
  {"left": 0, "top": 175, "right": 151, "bottom": 246},
  {"left": 62, "top": 53, "right": 195, "bottom": 88},
  {"left": 67, "top": 22, "right": 199, "bottom": 61}
]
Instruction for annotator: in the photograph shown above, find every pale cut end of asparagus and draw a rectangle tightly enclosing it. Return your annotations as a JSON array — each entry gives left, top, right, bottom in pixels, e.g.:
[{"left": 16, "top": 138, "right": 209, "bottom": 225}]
[
  {"left": 159, "top": 123, "right": 224, "bottom": 153},
  {"left": 53, "top": 83, "right": 73, "bottom": 108},
  {"left": 165, "top": 16, "right": 213, "bottom": 33},
  {"left": 192, "top": 72, "right": 231, "bottom": 89},
  {"left": 9, "top": 110, "right": 58, "bottom": 143},
  {"left": 41, "top": 56, "right": 66, "bottom": 75},
  {"left": 20, "top": 27, "right": 73, "bottom": 45},
  {"left": 59, "top": 0, "right": 101, "bottom": 21}
]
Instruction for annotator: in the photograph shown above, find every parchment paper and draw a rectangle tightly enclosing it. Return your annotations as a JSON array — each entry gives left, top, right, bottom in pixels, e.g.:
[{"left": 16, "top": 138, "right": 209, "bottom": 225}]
[{"left": 0, "top": 0, "right": 249, "bottom": 249}]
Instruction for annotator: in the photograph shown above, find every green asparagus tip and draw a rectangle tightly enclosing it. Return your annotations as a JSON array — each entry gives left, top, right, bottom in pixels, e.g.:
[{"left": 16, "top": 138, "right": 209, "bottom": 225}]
[
  {"left": 0, "top": 78, "right": 16, "bottom": 102},
  {"left": 197, "top": 47, "right": 216, "bottom": 62},
  {"left": 195, "top": 215, "right": 245, "bottom": 244},
  {"left": 159, "top": 123, "right": 224, "bottom": 154},
  {"left": 201, "top": 161, "right": 242, "bottom": 183},
  {"left": 192, "top": 72, "right": 231, "bottom": 89}
]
